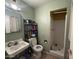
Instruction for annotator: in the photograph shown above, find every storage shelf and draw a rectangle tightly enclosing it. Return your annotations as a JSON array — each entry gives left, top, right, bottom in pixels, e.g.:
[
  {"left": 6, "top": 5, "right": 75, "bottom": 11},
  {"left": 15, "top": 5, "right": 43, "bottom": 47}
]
[{"left": 23, "top": 19, "right": 38, "bottom": 41}]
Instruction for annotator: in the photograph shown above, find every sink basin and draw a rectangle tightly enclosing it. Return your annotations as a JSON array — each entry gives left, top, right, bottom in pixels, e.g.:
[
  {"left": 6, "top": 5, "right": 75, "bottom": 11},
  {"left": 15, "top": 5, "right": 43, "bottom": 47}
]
[{"left": 5, "top": 39, "right": 29, "bottom": 58}]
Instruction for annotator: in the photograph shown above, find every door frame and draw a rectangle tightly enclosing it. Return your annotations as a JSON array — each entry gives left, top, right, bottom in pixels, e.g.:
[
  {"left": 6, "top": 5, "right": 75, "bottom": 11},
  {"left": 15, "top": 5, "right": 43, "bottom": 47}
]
[{"left": 50, "top": 8, "right": 67, "bottom": 52}]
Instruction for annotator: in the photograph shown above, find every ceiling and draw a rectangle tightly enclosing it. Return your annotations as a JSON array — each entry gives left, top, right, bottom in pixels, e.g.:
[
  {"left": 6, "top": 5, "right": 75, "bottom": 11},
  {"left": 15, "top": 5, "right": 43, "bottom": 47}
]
[
  {"left": 5, "top": 0, "right": 29, "bottom": 9},
  {"left": 5, "top": 0, "right": 53, "bottom": 8},
  {"left": 23, "top": 0, "right": 52, "bottom": 8}
]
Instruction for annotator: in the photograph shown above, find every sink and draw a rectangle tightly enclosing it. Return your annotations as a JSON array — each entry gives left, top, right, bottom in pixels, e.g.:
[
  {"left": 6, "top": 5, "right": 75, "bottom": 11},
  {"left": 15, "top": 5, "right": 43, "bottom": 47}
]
[{"left": 5, "top": 39, "right": 29, "bottom": 58}]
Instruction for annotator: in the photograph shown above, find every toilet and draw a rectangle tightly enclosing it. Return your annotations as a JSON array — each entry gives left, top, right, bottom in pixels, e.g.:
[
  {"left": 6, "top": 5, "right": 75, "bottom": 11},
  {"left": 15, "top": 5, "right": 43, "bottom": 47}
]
[{"left": 29, "top": 38, "right": 43, "bottom": 59}]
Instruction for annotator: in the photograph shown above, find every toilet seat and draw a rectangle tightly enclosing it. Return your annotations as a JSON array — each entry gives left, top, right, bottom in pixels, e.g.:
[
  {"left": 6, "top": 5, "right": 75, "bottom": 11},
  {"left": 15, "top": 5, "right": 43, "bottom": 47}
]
[{"left": 33, "top": 45, "right": 43, "bottom": 52}]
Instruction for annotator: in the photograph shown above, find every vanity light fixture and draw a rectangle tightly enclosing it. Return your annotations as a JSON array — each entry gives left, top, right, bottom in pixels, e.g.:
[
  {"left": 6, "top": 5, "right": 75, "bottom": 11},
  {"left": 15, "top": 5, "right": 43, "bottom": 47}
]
[
  {"left": 11, "top": 0, "right": 21, "bottom": 10},
  {"left": 11, "top": 3, "right": 21, "bottom": 10},
  {"left": 5, "top": 0, "right": 21, "bottom": 11}
]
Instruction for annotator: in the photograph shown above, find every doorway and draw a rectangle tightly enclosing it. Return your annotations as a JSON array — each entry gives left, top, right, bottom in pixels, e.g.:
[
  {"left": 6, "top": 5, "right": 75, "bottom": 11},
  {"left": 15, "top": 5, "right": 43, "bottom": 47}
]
[{"left": 50, "top": 8, "right": 67, "bottom": 58}]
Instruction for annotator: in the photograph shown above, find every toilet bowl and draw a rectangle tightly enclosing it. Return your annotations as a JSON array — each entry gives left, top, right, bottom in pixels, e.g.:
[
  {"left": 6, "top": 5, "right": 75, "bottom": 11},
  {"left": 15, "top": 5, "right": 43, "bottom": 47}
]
[
  {"left": 33, "top": 45, "right": 43, "bottom": 52},
  {"left": 29, "top": 38, "right": 43, "bottom": 58}
]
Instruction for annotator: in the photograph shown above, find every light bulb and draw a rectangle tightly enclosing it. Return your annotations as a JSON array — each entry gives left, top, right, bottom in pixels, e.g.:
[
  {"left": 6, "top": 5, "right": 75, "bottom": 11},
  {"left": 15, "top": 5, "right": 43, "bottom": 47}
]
[{"left": 11, "top": 3, "right": 17, "bottom": 10}]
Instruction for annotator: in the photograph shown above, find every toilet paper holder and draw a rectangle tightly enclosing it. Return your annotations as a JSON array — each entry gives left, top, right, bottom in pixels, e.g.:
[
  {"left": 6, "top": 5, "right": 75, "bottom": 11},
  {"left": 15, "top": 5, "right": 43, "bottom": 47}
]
[{"left": 44, "top": 40, "right": 47, "bottom": 43}]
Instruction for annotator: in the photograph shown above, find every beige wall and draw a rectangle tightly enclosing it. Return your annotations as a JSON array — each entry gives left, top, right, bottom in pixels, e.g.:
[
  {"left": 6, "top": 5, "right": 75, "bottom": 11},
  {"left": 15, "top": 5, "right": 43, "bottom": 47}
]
[
  {"left": 51, "top": 13, "right": 66, "bottom": 49},
  {"left": 53, "top": 20, "right": 65, "bottom": 49},
  {"left": 35, "top": 0, "right": 68, "bottom": 50},
  {"left": 20, "top": 5, "right": 35, "bottom": 20}
]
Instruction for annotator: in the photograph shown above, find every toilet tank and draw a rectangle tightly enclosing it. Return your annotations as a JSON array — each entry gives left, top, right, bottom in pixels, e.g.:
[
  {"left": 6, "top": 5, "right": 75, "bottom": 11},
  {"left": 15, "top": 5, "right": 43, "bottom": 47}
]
[{"left": 29, "top": 38, "right": 37, "bottom": 47}]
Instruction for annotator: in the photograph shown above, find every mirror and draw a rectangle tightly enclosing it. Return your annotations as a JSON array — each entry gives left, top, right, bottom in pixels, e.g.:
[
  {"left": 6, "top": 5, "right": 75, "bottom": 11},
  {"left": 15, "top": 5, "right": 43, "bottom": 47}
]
[{"left": 5, "top": 6, "right": 21, "bottom": 34}]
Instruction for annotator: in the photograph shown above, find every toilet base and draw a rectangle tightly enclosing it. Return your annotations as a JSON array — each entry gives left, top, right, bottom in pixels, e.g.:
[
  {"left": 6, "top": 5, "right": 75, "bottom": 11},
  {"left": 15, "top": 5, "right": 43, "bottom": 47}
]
[{"left": 32, "top": 52, "right": 42, "bottom": 59}]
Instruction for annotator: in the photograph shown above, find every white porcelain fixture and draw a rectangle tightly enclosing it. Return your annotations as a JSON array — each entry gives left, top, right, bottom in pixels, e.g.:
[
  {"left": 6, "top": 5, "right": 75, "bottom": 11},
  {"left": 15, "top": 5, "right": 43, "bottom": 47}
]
[
  {"left": 29, "top": 38, "right": 43, "bottom": 59},
  {"left": 5, "top": 39, "right": 29, "bottom": 58},
  {"left": 33, "top": 45, "right": 43, "bottom": 52}
]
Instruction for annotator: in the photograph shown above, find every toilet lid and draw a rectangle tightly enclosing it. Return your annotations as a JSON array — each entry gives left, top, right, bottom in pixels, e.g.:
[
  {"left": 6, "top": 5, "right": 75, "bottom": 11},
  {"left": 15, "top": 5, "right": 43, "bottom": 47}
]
[{"left": 33, "top": 45, "right": 43, "bottom": 52}]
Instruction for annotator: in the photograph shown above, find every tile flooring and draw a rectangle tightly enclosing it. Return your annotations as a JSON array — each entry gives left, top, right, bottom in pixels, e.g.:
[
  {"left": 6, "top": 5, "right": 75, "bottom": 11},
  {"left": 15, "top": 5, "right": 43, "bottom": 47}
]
[
  {"left": 6, "top": 52, "right": 63, "bottom": 59},
  {"left": 31, "top": 52, "right": 63, "bottom": 59}
]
